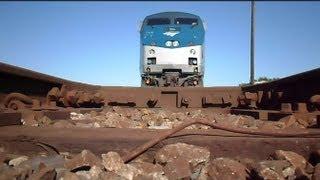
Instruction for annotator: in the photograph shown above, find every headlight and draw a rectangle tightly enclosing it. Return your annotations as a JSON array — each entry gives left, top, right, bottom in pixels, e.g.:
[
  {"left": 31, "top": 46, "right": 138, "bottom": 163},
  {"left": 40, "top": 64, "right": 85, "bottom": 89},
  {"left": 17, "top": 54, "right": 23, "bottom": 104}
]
[
  {"left": 165, "top": 41, "right": 172, "bottom": 47},
  {"left": 190, "top": 49, "right": 196, "bottom": 55},
  {"left": 189, "top": 58, "right": 197, "bottom": 65},
  {"left": 149, "top": 49, "right": 155, "bottom": 55},
  {"left": 173, "top": 41, "right": 179, "bottom": 47},
  {"left": 192, "top": 59, "right": 197, "bottom": 65},
  {"left": 147, "top": 58, "right": 156, "bottom": 65}
]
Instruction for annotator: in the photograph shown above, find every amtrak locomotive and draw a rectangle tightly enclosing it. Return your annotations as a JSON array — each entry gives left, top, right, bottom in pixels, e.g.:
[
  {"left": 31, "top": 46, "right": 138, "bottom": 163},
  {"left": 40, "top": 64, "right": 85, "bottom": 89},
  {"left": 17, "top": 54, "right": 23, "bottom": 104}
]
[{"left": 140, "top": 12, "right": 205, "bottom": 87}]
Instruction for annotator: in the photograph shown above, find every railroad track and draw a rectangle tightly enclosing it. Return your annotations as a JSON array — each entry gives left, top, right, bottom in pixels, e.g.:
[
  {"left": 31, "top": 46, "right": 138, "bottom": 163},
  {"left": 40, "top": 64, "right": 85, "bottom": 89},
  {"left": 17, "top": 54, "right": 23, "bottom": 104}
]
[{"left": 0, "top": 62, "right": 320, "bottom": 179}]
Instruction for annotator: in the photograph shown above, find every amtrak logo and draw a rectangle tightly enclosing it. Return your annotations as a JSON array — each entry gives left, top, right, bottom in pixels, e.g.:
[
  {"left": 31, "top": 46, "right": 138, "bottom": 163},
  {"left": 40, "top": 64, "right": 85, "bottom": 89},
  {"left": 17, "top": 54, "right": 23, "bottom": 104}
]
[{"left": 163, "top": 31, "right": 180, "bottom": 37}]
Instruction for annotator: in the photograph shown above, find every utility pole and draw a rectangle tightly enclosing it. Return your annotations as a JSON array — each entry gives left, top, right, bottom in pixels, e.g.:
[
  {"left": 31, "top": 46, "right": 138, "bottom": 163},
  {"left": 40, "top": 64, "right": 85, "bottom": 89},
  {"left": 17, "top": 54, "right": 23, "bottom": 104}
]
[{"left": 250, "top": 0, "right": 255, "bottom": 85}]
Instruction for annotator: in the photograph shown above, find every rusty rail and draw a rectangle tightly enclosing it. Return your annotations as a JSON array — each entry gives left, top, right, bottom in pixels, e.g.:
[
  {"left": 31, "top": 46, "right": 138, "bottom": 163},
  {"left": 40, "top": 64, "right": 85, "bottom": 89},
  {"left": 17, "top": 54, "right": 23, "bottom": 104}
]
[{"left": 123, "top": 118, "right": 320, "bottom": 162}]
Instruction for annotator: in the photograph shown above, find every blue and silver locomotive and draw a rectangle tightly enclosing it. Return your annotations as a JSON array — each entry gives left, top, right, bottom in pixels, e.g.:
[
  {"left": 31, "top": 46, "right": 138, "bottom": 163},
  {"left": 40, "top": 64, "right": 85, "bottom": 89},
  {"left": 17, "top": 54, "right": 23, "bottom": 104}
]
[{"left": 140, "top": 12, "right": 205, "bottom": 87}]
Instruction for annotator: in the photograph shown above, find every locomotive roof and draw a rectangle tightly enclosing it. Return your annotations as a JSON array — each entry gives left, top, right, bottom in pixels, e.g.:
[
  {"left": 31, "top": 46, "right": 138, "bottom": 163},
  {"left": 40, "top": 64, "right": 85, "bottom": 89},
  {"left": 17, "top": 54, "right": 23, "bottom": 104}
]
[{"left": 145, "top": 12, "right": 201, "bottom": 20}]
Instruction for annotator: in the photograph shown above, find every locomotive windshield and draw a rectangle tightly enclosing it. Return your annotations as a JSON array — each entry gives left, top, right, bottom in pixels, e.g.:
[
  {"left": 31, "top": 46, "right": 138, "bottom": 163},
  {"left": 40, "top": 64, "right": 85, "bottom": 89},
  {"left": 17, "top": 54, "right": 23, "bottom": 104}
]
[
  {"left": 175, "top": 18, "right": 198, "bottom": 25},
  {"left": 147, "top": 18, "right": 171, "bottom": 25}
]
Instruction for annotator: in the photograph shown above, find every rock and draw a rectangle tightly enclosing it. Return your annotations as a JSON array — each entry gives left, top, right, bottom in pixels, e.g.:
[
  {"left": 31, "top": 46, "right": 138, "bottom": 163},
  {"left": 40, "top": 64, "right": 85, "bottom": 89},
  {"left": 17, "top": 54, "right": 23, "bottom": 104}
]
[
  {"left": 102, "top": 112, "right": 118, "bottom": 122},
  {"left": 215, "top": 114, "right": 259, "bottom": 129},
  {"left": 157, "top": 110, "right": 169, "bottom": 120},
  {"left": 103, "top": 112, "right": 123, "bottom": 127},
  {"left": 130, "top": 109, "right": 142, "bottom": 121},
  {"left": 102, "top": 151, "right": 138, "bottom": 179},
  {"left": 207, "top": 158, "right": 249, "bottom": 180},
  {"left": 55, "top": 168, "right": 68, "bottom": 180},
  {"left": 254, "top": 160, "right": 293, "bottom": 179},
  {"left": 225, "top": 115, "right": 243, "bottom": 125},
  {"left": 236, "top": 157, "right": 256, "bottom": 171},
  {"left": 237, "top": 116, "right": 259, "bottom": 129},
  {"left": 312, "top": 164, "right": 320, "bottom": 180},
  {"left": 21, "top": 113, "right": 39, "bottom": 126},
  {"left": 65, "top": 150, "right": 102, "bottom": 170},
  {"left": 70, "top": 112, "right": 82, "bottom": 120},
  {"left": 94, "top": 115, "right": 106, "bottom": 122},
  {"left": 75, "top": 173, "right": 90, "bottom": 180},
  {"left": 60, "top": 171, "right": 80, "bottom": 180},
  {"left": 28, "top": 165, "right": 56, "bottom": 180},
  {"left": 189, "top": 110, "right": 205, "bottom": 119},
  {"left": 117, "top": 117, "right": 136, "bottom": 128},
  {"left": 260, "top": 121, "right": 286, "bottom": 130},
  {"left": 38, "top": 116, "right": 53, "bottom": 126},
  {"left": 279, "top": 115, "right": 297, "bottom": 128},
  {"left": 130, "top": 161, "right": 166, "bottom": 180},
  {"left": 112, "top": 106, "right": 122, "bottom": 113},
  {"left": 163, "top": 158, "right": 191, "bottom": 179},
  {"left": 142, "top": 114, "right": 158, "bottom": 126},
  {"left": 144, "top": 112, "right": 176, "bottom": 129},
  {"left": 0, "top": 164, "right": 32, "bottom": 180},
  {"left": 115, "top": 164, "right": 140, "bottom": 180},
  {"left": 70, "top": 112, "right": 91, "bottom": 120},
  {"left": 76, "top": 165, "right": 102, "bottom": 180},
  {"left": 290, "top": 167, "right": 311, "bottom": 180},
  {"left": 131, "top": 153, "right": 154, "bottom": 164},
  {"left": 140, "top": 108, "right": 154, "bottom": 116},
  {"left": 276, "top": 114, "right": 310, "bottom": 129},
  {"left": 101, "top": 113, "right": 143, "bottom": 129},
  {"left": 155, "top": 143, "right": 210, "bottom": 167},
  {"left": 296, "top": 118, "right": 310, "bottom": 128},
  {"left": 102, "top": 151, "right": 124, "bottom": 172},
  {"left": 19, "top": 155, "right": 65, "bottom": 170},
  {"left": 273, "top": 150, "right": 307, "bottom": 170},
  {"left": 90, "top": 111, "right": 98, "bottom": 117},
  {"left": 306, "top": 162, "right": 315, "bottom": 174},
  {"left": 256, "top": 164, "right": 284, "bottom": 179},
  {"left": 155, "top": 143, "right": 210, "bottom": 177},
  {"left": 310, "top": 95, "right": 320, "bottom": 104},
  {"left": 196, "top": 162, "right": 210, "bottom": 180},
  {"left": 93, "top": 122, "right": 101, "bottom": 128},
  {"left": 101, "top": 151, "right": 163, "bottom": 180},
  {"left": 283, "top": 167, "right": 296, "bottom": 178},
  {"left": 99, "top": 171, "right": 126, "bottom": 180},
  {"left": 60, "top": 152, "right": 73, "bottom": 159},
  {"left": 169, "top": 112, "right": 187, "bottom": 121},
  {"left": 52, "top": 120, "right": 75, "bottom": 128},
  {"left": 112, "top": 107, "right": 133, "bottom": 118},
  {"left": 9, "top": 155, "right": 29, "bottom": 166},
  {"left": 89, "top": 165, "right": 103, "bottom": 178}
]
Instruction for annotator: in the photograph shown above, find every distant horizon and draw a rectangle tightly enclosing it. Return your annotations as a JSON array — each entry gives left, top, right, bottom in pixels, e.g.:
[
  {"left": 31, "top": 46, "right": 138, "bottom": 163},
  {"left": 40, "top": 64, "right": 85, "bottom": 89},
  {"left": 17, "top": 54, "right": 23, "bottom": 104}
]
[{"left": 0, "top": 2, "right": 319, "bottom": 86}]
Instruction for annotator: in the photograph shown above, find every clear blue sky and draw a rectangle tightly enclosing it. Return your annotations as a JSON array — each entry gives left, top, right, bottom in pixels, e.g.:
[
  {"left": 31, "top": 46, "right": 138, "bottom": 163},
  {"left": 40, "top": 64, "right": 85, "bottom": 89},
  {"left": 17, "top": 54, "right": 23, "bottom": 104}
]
[{"left": 0, "top": 2, "right": 319, "bottom": 86}]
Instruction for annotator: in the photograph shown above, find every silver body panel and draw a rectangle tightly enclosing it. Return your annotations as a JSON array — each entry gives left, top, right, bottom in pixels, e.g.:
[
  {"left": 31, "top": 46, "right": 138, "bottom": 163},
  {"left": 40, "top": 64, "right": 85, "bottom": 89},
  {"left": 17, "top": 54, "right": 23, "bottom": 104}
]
[{"left": 140, "top": 45, "right": 205, "bottom": 75}]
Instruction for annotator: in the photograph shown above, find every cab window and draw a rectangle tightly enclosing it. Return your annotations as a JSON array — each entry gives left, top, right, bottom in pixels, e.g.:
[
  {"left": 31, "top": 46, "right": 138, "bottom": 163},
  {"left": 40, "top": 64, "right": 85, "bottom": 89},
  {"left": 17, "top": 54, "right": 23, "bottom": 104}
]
[
  {"left": 147, "top": 18, "right": 170, "bottom": 25},
  {"left": 175, "top": 18, "right": 198, "bottom": 25}
]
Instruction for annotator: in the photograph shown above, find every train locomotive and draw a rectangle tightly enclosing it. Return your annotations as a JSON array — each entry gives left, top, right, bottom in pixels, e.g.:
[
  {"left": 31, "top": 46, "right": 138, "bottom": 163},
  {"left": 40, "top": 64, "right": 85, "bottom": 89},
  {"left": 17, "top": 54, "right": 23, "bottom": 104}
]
[{"left": 140, "top": 12, "right": 205, "bottom": 87}]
